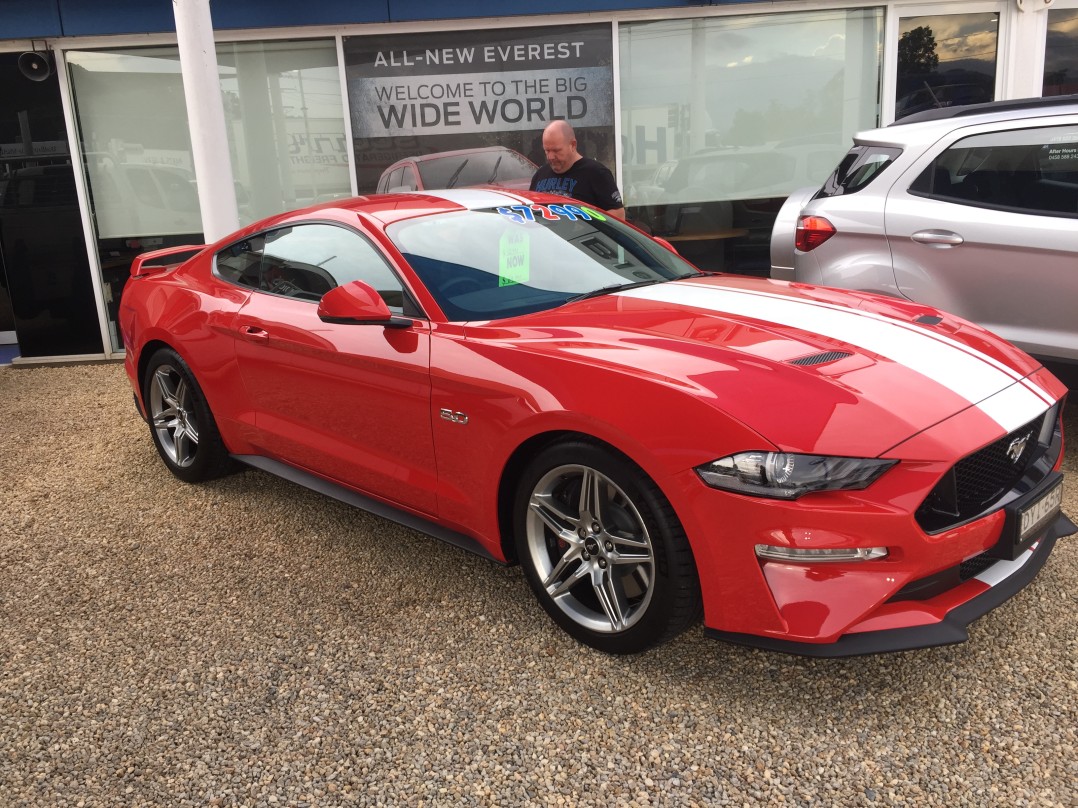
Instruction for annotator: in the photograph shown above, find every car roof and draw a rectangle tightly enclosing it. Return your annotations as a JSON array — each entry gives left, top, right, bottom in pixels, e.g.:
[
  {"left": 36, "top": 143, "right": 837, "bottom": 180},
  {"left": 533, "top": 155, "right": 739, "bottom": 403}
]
[
  {"left": 293, "top": 187, "right": 544, "bottom": 226},
  {"left": 853, "top": 94, "right": 1078, "bottom": 148},
  {"left": 386, "top": 146, "right": 528, "bottom": 168},
  {"left": 893, "top": 93, "right": 1078, "bottom": 126}
]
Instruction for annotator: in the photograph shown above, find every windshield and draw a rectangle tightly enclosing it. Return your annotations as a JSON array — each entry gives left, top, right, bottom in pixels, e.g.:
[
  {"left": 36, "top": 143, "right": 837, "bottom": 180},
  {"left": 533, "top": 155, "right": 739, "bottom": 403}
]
[
  {"left": 416, "top": 149, "right": 535, "bottom": 188},
  {"left": 388, "top": 204, "right": 699, "bottom": 321}
]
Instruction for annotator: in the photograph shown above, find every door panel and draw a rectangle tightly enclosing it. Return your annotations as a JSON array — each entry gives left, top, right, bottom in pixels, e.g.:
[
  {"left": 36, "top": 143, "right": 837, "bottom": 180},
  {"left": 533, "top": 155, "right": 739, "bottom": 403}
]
[
  {"left": 886, "top": 193, "right": 1078, "bottom": 360},
  {"left": 233, "top": 292, "right": 437, "bottom": 514}
]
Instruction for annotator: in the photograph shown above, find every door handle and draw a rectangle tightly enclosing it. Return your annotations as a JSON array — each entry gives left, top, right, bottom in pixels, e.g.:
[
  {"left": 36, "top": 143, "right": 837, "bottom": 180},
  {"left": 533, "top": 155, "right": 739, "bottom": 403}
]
[
  {"left": 238, "top": 324, "right": 269, "bottom": 342},
  {"left": 911, "top": 230, "right": 964, "bottom": 246}
]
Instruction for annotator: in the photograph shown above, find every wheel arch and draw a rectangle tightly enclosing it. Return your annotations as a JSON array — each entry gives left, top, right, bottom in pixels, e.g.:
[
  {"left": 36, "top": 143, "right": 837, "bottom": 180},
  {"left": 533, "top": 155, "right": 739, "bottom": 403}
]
[
  {"left": 495, "top": 429, "right": 694, "bottom": 567},
  {"left": 134, "top": 338, "right": 179, "bottom": 418}
]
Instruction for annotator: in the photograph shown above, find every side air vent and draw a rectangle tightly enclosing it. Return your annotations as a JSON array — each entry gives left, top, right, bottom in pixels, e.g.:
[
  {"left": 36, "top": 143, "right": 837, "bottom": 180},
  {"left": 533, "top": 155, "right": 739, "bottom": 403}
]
[{"left": 788, "top": 350, "right": 852, "bottom": 366}]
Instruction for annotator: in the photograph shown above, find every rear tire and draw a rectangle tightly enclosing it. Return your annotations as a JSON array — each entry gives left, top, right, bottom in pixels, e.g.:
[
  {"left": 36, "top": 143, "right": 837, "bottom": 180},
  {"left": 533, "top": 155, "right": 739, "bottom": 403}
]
[
  {"left": 514, "top": 441, "right": 701, "bottom": 654},
  {"left": 142, "top": 347, "right": 236, "bottom": 483}
]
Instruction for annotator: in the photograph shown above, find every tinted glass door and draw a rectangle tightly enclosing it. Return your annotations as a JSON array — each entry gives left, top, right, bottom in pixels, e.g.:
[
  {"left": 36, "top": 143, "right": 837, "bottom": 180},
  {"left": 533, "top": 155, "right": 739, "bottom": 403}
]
[{"left": 0, "top": 52, "right": 103, "bottom": 357}]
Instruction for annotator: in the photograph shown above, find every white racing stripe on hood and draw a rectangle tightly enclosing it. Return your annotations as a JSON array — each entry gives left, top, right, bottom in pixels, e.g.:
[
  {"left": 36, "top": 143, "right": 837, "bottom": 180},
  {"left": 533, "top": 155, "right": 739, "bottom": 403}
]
[{"left": 621, "top": 282, "right": 1054, "bottom": 432}]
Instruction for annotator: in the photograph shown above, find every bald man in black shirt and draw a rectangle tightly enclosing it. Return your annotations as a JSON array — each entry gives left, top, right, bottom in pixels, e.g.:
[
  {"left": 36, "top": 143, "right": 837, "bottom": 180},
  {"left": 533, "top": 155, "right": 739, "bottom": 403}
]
[{"left": 529, "top": 121, "right": 625, "bottom": 218}]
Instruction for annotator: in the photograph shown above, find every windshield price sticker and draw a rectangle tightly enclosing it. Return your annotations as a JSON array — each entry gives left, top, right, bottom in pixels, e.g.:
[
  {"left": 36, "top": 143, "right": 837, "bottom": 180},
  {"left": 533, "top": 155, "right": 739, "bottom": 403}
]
[
  {"left": 498, "top": 229, "right": 530, "bottom": 286},
  {"left": 496, "top": 203, "right": 601, "bottom": 223}
]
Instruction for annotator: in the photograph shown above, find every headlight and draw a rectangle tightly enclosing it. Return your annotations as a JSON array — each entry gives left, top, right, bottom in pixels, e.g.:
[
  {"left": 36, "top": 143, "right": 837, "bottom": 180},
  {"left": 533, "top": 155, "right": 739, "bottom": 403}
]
[{"left": 695, "top": 452, "right": 896, "bottom": 500}]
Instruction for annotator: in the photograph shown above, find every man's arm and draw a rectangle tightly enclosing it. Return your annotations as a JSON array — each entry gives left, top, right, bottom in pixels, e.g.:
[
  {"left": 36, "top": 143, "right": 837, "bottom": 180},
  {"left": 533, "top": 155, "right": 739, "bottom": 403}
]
[{"left": 593, "top": 163, "right": 625, "bottom": 219}]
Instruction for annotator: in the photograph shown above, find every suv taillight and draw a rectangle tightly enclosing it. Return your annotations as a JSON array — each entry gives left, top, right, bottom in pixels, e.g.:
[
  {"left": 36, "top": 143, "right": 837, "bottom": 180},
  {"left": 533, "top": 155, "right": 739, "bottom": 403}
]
[{"left": 795, "top": 215, "right": 836, "bottom": 252}]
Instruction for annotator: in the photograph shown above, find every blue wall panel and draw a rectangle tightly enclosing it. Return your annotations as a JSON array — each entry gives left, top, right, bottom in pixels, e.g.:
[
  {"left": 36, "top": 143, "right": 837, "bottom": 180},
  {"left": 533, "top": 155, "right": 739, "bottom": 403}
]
[
  {"left": 212, "top": 0, "right": 392, "bottom": 30},
  {"left": 389, "top": 0, "right": 709, "bottom": 22},
  {"left": 2, "top": 0, "right": 723, "bottom": 41},
  {"left": 57, "top": 0, "right": 175, "bottom": 35},
  {"left": 0, "top": 0, "right": 63, "bottom": 39},
  {"left": 7, "top": 0, "right": 394, "bottom": 38}
]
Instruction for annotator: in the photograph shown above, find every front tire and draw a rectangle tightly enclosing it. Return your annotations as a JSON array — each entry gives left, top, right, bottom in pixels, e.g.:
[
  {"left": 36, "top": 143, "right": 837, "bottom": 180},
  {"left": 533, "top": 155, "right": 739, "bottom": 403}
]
[
  {"left": 514, "top": 441, "right": 701, "bottom": 654},
  {"left": 142, "top": 347, "right": 236, "bottom": 483}
]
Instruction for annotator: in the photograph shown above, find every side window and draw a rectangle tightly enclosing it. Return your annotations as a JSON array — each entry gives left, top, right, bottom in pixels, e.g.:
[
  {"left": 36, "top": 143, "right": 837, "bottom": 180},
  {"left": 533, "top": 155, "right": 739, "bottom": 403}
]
[
  {"left": 215, "top": 234, "right": 266, "bottom": 288},
  {"left": 909, "top": 125, "right": 1078, "bottom": 216},
  {"left": 302, "top": 225, "right": 408, "bottom": 311},
  {"left": 400, "top": 165, "right": 417, "bottom": 191},
  {"left": 815, "top": 146, "right": 901, "bottom": 199},
  {"left": 384, "top": 166, "right": 404, "bottom": 192},
  {"left": 215, "top": 224, "right": 411, "bottom": 311}
]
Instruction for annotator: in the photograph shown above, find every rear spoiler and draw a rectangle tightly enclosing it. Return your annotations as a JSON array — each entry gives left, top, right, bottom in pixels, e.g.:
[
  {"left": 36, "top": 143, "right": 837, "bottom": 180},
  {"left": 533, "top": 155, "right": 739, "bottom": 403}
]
[{"left": 129, "top": 245, "right": 205, "bottom": 278}]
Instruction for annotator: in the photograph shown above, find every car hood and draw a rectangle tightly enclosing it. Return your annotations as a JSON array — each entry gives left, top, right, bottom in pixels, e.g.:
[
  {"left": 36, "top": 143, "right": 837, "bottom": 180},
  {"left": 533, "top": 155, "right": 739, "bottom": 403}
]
[{"left": 483, "top": 276, "right": 1057, "bottom": 457}]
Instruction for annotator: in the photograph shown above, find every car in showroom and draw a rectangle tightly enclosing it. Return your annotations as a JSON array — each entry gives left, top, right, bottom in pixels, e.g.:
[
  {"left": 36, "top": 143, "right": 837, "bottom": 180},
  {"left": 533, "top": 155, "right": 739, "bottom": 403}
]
[
  {"left": 376, "top": 146, "right": 536, "bottom": 194},
  {"left": 120, "top": 187, "right": 1074, "bottom": 657},
  {"left": 770, "top": 94, "right": 1078, "bottom": 364}
]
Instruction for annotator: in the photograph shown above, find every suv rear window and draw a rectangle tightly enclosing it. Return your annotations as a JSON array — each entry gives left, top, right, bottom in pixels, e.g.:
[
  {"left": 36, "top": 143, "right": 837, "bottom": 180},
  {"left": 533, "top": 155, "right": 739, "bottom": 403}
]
[{"left": 814, "top": 146, "right": 902, "bottom": 198}]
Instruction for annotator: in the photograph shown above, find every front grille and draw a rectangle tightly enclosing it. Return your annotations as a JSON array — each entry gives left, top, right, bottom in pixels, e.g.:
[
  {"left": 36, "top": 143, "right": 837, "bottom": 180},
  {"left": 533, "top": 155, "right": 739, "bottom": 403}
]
[
  {"left": 959, "top": 553, "right": 998, "bottom": 580},
  {"left": 915, "top": 411, "right": 1050, "bottom": 534}
]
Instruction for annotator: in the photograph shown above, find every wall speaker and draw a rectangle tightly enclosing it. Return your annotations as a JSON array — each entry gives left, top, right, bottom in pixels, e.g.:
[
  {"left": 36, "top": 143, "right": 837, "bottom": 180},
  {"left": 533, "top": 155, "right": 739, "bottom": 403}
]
[{"left": 18, "top": 50, "right": 53, "bottom": 82}]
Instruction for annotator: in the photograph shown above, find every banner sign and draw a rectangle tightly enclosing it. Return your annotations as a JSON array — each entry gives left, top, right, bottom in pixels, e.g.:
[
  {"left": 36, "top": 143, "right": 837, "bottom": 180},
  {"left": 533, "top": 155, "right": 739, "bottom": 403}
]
[{"left": 343, "top": 25, "right": 614, "bottom": 194}]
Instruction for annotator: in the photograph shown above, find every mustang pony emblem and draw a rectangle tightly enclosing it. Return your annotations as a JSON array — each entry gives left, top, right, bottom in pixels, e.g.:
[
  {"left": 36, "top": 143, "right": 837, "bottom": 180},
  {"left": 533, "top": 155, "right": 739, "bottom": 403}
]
[{"left": 1007, "top": 432, "right": 1032, "bottom": 464}]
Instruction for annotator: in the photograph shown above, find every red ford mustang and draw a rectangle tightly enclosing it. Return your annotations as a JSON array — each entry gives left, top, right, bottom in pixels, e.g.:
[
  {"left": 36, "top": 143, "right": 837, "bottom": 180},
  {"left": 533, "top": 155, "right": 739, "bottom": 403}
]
[{"left": 120, "top": 188, "right": 1074, "bottom": 656}]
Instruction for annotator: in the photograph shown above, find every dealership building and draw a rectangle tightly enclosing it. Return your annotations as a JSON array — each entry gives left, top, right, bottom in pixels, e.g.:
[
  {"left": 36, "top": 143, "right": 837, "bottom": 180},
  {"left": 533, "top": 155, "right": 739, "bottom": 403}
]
[{"left": 1, "top": 0, "right": 1075, "bottom": 361}]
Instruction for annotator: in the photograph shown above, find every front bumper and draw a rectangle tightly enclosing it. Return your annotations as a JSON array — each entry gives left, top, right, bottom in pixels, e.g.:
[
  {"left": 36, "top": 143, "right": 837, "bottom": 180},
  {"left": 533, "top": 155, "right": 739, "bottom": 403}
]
[
  {"left": 674, "top": 374, "right": 1072, "bottom": 656},
  {"left": 706, "top": 511, "right": 1075, "bottom": 657}
]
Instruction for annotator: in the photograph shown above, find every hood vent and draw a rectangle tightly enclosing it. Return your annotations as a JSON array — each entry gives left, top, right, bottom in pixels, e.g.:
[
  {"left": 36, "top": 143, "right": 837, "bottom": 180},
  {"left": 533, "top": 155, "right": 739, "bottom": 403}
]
[{"left": 788, "top": 350, "right": 852, "bottom": 367}]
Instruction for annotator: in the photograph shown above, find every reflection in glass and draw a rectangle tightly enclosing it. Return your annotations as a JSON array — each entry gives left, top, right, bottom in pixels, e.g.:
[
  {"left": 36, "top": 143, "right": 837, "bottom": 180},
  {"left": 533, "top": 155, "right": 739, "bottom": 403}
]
[
  {"left": 217, "top": 41, "right": 351, "bottom": 221},
  {"left": 68, "top": 48, "right": 203, "bottom": 350},
  {"left": 1044, "top": 9, "right": 1078, "bottom": 96},
  {"left": 67, "top": 41, "right": 349, "bottom": 351},
  {"left": 895, "top": 13, "right": 998, "bottom": 121},
  {"left": 619, "top": 9, "right": 882, "bottom": 275}
]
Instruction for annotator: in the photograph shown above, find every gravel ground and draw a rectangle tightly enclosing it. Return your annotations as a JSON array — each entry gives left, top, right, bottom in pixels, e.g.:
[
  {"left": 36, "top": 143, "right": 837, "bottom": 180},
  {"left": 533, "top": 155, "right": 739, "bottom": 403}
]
[{"left": 1, "top": 361, "right": 1075, "bottom": 807}]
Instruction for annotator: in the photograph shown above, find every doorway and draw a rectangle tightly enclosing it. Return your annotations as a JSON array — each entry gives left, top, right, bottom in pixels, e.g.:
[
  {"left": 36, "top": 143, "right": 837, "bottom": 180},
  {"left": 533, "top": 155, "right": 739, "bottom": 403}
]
[{"left": 0, "top": 51, "right": 103, "bottom": 358}]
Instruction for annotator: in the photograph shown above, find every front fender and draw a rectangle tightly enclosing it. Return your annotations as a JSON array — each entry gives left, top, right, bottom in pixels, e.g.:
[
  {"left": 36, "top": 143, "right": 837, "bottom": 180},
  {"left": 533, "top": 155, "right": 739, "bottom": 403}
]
[{"left": 428, "top": 331, "right": 770, "bottom": 562}]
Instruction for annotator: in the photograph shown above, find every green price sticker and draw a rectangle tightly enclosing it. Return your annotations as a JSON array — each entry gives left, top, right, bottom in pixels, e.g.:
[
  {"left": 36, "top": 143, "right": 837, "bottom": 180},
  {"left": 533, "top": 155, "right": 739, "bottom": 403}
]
[{"left": 498, "top": 229, "right": 530, "bottom": 287}]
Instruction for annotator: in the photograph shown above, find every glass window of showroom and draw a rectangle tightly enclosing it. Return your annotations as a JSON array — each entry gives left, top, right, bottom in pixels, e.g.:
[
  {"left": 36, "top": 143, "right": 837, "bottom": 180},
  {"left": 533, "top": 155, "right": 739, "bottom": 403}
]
[
  {"left": 618, "top": 9, "right": 882, "bottom": 276},
  {"left": 67, "top": 40, "right": 351, "bottom": 351}
]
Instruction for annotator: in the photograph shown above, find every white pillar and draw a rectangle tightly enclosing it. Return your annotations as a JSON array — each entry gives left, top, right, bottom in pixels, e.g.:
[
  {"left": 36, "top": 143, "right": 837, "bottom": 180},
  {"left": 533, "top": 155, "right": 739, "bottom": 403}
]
[
  {"left": 173, "top": 0, "right": 239, "bottom": 242},
  {"left": 999, "top": 0, "right": 1052, "bottom": 100}
]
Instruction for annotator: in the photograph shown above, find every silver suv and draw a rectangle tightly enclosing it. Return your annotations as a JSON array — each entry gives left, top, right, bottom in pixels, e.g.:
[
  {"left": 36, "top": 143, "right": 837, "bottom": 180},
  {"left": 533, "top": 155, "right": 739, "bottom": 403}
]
[{"left": 770, "top": 95, "right": 1078, "bottom": 363}]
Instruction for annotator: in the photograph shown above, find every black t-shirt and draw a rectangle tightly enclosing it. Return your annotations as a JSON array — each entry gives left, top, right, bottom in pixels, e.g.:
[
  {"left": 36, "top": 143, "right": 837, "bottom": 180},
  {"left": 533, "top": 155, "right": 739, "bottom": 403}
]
[{"left": 529, "top": 157, "right": 623, "bottom": 211}]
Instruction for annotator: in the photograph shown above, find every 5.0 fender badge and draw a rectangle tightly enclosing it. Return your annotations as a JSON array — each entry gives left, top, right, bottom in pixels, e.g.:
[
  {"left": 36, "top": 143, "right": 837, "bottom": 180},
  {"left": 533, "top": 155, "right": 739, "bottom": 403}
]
[{"left": 440, "top": 408, "right": 469, "bottom": 425}]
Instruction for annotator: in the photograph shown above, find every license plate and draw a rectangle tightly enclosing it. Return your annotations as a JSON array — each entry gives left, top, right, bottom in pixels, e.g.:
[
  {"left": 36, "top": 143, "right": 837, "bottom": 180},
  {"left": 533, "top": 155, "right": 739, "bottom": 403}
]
[{"left": 1017, "top": 479, "right": 1063, "bottom": 546}]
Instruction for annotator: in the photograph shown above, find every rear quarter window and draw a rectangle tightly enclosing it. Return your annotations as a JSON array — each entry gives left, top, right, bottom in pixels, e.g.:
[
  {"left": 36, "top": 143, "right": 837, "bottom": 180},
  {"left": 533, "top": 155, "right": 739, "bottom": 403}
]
[{"left": 814, "top": 146, "right": 902, "bottom": 198}]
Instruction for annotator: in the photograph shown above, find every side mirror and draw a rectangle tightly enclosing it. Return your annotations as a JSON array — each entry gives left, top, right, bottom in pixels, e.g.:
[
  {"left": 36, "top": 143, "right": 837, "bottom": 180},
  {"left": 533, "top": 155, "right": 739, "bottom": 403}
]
[{"left": 317, "top": 281, "right": 413, "bottom": 328}]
